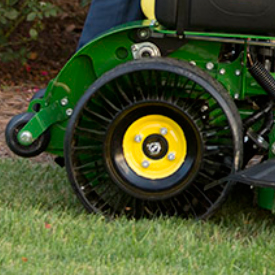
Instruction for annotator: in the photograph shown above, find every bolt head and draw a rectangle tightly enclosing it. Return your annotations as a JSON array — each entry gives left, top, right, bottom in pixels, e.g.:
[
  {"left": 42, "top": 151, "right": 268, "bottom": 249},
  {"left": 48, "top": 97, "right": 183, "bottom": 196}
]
[
  {"left": 168, "top": 153, "right": 176, "bottom": 161},
  {"left": 135, "top": 135, "right": 142, "bottom": 143},
  {"left": 66, "top": 108, "right": 73, "bottom": 116},
  {"left": 235, "top": 70, "right": 241, "bottom": 76},
  {"left": 160, "top": 128, "right": 168, "bottom": 136},
  {"left": 190, "top": 61, "right": 196, "bottom": 66},
  {"left": 61, "top": 98, "right": 68, "bottom": 106},
  {"left": 20, "top": 131, "right": 33, "bottom": 145},
  {"left": 234, "top": 94, "right": 239, "bottom": 100},
  {"left": 257, "top": 136, "right": 264, "bottom": 144},
  {"left": 206, "top": 62, "right": 214, "bottom": 71},
  {"left": 201, "top": 105, "right": 209, "bottom": 112},
  {"left": 139, "top": 29, "right": 149, "bottom": 39},
  {"left": 142, "top": 160, "right": 150, "bottom": 168},
  {"left": 219, "top": 68, "right": 226, "bottom": 75}
]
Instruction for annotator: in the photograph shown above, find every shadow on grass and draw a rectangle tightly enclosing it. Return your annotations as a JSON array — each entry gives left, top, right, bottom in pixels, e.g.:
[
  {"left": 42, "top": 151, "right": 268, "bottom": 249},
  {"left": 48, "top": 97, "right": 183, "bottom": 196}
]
[
  {"left": 210, "top": 183, "right": 275, "bottom": 235},
  {"left": 1, "top": 158, "right": 274, "bottom": 230}
]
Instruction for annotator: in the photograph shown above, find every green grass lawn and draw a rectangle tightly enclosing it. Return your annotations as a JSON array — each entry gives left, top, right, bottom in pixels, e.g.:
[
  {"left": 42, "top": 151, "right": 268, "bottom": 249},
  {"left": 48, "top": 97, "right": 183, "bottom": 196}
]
[{"left": 0, "top": 158, "right": 275, "bottom": 275}]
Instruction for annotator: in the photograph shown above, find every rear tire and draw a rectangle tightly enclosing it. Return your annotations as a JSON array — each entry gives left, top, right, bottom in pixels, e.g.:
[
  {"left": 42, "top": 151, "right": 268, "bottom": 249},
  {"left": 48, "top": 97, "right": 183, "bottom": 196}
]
[{"left": 65, "top": 58, "right": 243, "bottom": 219}]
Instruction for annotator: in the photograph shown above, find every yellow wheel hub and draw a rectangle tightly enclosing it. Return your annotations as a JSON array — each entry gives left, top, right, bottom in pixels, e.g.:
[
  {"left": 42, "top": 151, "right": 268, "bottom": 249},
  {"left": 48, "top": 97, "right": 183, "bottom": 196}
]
[{"left": 123, "top": 115, "right": 187, "bottom": 180}]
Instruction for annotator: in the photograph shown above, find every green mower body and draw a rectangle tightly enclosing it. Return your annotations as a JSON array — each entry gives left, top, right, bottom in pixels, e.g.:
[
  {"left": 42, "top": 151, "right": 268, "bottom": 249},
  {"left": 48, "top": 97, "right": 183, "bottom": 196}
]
[{"left": 6, "top": 15, "right": 275, "bottom": 217}]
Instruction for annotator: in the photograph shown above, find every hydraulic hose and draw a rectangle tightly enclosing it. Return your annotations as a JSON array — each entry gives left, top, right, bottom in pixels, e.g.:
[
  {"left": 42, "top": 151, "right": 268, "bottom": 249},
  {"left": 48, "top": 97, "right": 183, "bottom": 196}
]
[{"left": 249, "top": 60, "right": 275, "bottom": 100}]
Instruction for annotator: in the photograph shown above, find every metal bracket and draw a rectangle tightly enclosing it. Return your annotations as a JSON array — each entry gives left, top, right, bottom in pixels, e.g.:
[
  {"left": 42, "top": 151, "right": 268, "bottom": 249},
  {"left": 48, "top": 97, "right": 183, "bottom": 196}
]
[
  {"left": 18, "top": 100, "right": 73, "bottom": 145},
  {"left": 205, "top": 159, "right": 275, "bottom": 190},
  {"left": 131, "top": 42, "right": 161, "bottom": 60}
]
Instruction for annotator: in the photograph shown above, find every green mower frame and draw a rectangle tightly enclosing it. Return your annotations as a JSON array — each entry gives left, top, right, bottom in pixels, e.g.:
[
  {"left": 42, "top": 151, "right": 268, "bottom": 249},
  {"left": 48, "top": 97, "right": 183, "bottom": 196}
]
[{"left": 6, "top": 20, "right": 275, "bottom": 218}]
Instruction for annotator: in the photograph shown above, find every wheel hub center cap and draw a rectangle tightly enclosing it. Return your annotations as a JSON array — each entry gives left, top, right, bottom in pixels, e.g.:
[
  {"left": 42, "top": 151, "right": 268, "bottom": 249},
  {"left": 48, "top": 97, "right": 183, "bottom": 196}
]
[
  {"left": 147, "top": 142, "right": 162, "bottom": 155},
  {"left": 143, "top": 134, "right": 168, "bottom": 160}
]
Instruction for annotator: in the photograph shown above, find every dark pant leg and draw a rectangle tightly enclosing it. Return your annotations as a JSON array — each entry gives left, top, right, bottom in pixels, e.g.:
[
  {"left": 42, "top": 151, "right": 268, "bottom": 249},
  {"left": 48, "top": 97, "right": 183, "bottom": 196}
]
[{"left": 77, "top": 0, "right": 144, "bottom": 50}]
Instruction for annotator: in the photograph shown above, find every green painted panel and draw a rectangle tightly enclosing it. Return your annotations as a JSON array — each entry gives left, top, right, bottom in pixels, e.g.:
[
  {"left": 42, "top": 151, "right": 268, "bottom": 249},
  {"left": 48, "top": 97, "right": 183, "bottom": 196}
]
[{"left": 16, "top": 20, "right": 275, "bottom": 162}]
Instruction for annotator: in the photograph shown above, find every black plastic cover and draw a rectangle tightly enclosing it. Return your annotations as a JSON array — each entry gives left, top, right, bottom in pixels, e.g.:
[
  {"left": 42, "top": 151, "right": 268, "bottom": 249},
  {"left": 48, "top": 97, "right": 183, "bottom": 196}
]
[
  {"left": 156, "top": 0, "right": 178, "bottom": 29},
  {"left": 156, "top": 0, "right": 275, "bottom": 35}
]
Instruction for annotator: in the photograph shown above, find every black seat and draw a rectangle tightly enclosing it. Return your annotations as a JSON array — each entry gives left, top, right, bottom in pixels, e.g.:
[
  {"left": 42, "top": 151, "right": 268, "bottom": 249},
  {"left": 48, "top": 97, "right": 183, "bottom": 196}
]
[{"left": 156, "top": 0, "right": 275, "bottom": 36}]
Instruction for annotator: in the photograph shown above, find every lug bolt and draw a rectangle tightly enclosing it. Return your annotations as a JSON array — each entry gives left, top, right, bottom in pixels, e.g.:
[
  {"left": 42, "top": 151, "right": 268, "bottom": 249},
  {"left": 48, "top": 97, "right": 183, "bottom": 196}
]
[
  {"left": 219, "top": 68, "right": 226, "bottom": 75},
  {"left": 66, "top": 108, "right": 73, "bottom": 116},
  {"left": 142, "top": 160, "right": 150, "bottom": 168},
  {"left": 206, "top": 62, "right": 214, "bottom": 71},
  {"left": 168, "top": 153, "right": 176, "bottom": 161},
  {"left": 160, "top": 128, "right": 168, "bottom": 136},
  {"left": 135, "top": 135, "right": 142, "bottom": 143},
  {"left": 61, "top": 98, "right": 68, "bottom": 106},
  {"left": 19, "top": 131, "right": 33, "bottom": 145}
]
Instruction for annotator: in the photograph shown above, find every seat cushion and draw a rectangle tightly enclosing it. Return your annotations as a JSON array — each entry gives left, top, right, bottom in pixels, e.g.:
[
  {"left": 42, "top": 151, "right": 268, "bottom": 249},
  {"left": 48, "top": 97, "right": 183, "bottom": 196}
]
[{"left": 156, "top": 0, "right": 275, "bottom": 35}]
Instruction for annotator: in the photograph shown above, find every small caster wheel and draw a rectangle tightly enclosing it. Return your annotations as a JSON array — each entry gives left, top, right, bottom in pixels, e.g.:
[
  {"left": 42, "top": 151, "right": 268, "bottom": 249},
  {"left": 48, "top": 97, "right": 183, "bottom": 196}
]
[
  {"left": 31, "top": 88, "right": 46, "bottom": 112},
  {"left": 5, "top": 112, "right": 50, "bottom": 158}
]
